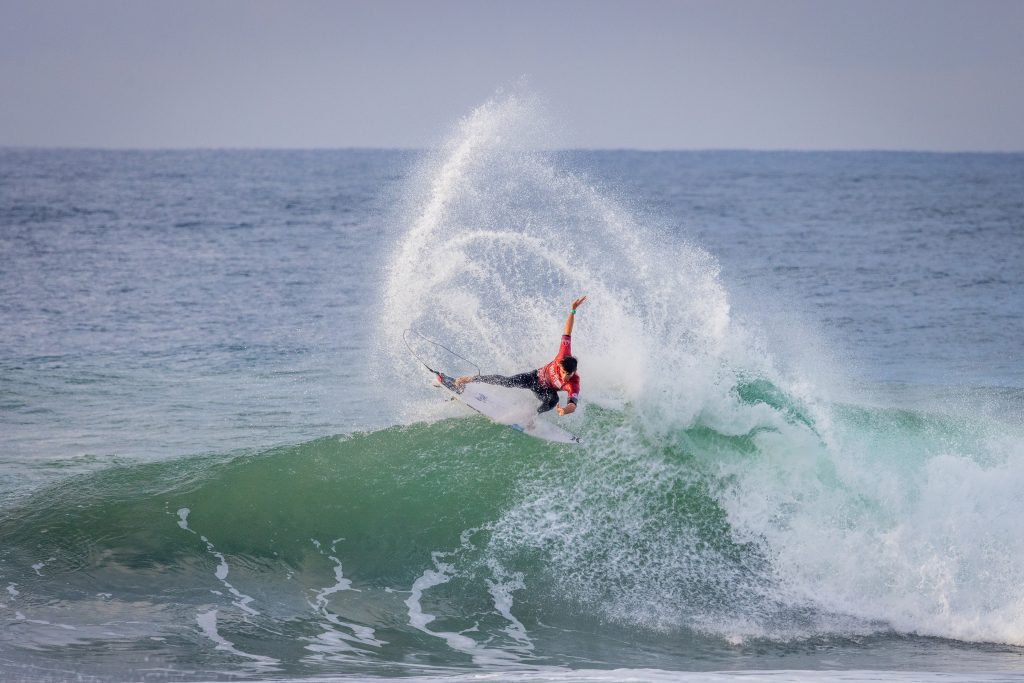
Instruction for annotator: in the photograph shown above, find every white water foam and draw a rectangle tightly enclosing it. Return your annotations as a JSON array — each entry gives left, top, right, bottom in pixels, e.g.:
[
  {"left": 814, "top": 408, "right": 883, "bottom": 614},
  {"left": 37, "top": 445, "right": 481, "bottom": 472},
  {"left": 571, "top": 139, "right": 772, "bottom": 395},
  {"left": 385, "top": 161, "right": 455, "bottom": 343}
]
[
  {"left": 405, "top": 550, "right": 523, "bottom": 667},
  {"left": 196, "top": 609, "right": 278, "bottom": 668},
  {"left": 717, "top": 430, "right": 1024, "bottom": 644},
  {"left": 178, "top": 507, "right": 278, "bottom": 667},
  {"left": 304, "top": 537, "right": 385, "bottom": 660},
  {"left": 30, "top": 557, "right": 54, "bottom": 577},
  {"left": 382, "top": 87, "right": 738, "bottom": 435},
  {"left": 484, "top": 559, "right": 534, "bottom": 654},
  {"left": 175, "top": 507, "right": 281, "bottom": 666},
  {"left": 176, "top": 507, "right": 259, "bottom": 616},
  {"left": 383, "top": 89, "right": 1024, "bottom": 646}
]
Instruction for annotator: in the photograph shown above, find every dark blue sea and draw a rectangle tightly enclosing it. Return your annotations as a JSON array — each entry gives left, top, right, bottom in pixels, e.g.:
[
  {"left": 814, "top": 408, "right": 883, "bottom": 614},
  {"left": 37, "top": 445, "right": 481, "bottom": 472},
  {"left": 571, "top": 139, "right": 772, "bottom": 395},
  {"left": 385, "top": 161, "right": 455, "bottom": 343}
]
[{"left": 1, "top": 95, "right": 1023, "bottom": 682}]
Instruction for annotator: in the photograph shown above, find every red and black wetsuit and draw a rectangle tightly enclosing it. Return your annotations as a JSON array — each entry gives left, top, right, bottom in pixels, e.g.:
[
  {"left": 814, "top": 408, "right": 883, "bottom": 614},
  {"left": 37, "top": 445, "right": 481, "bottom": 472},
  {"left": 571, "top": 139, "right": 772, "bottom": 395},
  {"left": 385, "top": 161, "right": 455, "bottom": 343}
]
[{"left": 474, "top": 335, "right": 580, "bottom": 414}]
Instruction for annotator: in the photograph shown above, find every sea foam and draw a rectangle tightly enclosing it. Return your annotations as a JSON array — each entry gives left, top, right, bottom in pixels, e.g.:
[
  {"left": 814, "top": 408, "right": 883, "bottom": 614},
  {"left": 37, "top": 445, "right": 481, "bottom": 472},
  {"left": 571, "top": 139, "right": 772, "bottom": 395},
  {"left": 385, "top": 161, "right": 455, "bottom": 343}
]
[{"left": 382, "top": 89, "right": 1024, "bottom": 646}]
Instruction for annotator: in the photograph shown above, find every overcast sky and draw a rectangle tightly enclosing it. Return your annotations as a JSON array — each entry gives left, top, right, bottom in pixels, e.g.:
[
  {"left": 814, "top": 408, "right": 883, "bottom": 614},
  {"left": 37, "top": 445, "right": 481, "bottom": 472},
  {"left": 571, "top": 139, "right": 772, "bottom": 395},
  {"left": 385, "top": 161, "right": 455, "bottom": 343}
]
[{"left": 2, "top": 0, "right": 1022, "bottom": 151}]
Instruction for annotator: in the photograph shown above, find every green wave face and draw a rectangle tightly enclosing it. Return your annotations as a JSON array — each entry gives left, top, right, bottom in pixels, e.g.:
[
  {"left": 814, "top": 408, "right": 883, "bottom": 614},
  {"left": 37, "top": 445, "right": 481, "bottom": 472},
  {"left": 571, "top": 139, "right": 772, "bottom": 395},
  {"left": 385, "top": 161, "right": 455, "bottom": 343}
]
[
  {"left": 3, "top": 419, "right": 539, "bottom": 591},
  {"left": 4, "top": 384, "right": 1022, "bottom": 680},
  {"left": 0, "top": 411, "right": 774, "bottom": 675}
]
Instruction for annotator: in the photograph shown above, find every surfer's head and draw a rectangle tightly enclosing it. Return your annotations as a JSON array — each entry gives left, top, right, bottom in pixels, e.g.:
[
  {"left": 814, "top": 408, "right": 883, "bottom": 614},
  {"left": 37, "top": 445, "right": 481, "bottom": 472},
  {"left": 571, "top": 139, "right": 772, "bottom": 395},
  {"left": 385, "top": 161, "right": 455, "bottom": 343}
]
[{"left": 559, "top": 356, "right": 577, "bottom": 379}]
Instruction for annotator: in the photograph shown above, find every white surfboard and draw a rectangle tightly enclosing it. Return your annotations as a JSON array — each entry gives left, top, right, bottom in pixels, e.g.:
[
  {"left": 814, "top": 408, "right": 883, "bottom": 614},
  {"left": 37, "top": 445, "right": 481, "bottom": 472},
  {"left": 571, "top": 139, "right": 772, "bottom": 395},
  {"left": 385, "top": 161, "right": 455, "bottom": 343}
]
[{"left": 434, "top": 372, "right": 581, "bottom": 445}]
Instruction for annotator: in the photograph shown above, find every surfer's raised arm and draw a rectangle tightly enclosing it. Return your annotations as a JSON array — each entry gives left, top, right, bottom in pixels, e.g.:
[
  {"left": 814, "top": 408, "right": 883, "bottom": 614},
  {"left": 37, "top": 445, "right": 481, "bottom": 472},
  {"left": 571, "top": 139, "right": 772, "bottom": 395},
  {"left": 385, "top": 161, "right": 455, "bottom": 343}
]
[{"left": 564, "top": 295, "right": 587, "bottom": 336}]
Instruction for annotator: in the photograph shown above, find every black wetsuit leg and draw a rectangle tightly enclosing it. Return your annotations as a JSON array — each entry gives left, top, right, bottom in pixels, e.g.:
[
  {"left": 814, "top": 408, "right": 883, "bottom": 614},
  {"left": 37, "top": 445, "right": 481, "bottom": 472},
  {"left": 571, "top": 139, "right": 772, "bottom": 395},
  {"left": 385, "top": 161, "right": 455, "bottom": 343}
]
[
  {"left": 534, "top": 388, "right": 559, "bottom": 414},
  {"left": 474, "top": 371, "right": 539, "bottom": 391},
  {"left": 474, "top": 371, "right": 560, "bottom": 414}
]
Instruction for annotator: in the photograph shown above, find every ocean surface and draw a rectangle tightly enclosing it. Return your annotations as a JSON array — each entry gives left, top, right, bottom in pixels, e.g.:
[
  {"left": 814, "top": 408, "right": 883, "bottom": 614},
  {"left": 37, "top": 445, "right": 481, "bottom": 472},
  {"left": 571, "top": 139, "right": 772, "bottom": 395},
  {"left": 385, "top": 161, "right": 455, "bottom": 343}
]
[{"left": 1, "top": 94, "right": 1023, "bottom": 682}]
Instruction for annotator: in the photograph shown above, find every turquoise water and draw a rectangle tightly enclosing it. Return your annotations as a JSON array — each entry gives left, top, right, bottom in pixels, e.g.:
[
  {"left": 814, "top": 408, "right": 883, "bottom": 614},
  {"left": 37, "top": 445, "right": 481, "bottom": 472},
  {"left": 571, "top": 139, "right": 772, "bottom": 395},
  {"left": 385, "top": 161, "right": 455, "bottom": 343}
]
[{"left": 1, "top": 94, "right": 1023, "bottom": 681}]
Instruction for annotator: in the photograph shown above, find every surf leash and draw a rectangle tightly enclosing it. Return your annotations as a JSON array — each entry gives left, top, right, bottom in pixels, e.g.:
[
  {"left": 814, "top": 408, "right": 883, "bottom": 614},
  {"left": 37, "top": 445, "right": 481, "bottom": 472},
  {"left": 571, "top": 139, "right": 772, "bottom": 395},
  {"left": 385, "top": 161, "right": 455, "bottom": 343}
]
[{"left": 402, "top": 328, "right": 481, "bottom": 379}]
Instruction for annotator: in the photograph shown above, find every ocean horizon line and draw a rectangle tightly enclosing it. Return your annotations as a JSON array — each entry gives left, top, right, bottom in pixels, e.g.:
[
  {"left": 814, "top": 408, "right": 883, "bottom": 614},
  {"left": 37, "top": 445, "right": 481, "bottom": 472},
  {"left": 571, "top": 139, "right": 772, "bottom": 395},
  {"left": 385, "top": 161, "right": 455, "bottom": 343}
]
[{"left": 3, "top": 144, "right": 1023, "bottom": 156}]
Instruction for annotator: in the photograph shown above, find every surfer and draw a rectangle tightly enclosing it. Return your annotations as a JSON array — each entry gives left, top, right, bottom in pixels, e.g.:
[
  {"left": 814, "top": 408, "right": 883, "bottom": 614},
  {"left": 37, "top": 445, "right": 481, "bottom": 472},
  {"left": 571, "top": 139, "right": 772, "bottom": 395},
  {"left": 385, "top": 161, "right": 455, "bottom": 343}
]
[{"left": 455, "top": 296, "right": 586, "bottom": 416}]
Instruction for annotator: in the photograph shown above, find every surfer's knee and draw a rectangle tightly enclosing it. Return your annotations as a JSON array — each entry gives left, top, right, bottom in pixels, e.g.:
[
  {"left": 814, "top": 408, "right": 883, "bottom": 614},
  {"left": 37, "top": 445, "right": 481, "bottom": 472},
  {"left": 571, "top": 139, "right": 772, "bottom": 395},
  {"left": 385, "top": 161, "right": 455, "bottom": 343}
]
[{"left": 537, "top": 392, "right": 559, "bottom": 413}]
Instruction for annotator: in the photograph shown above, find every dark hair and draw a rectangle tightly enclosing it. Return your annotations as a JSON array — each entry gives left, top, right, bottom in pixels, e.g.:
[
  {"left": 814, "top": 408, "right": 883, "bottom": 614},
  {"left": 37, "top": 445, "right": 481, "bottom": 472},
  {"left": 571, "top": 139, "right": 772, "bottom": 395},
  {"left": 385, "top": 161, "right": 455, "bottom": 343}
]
[{"left": 559, "top": 356, "right": 577, "bottom": 374}]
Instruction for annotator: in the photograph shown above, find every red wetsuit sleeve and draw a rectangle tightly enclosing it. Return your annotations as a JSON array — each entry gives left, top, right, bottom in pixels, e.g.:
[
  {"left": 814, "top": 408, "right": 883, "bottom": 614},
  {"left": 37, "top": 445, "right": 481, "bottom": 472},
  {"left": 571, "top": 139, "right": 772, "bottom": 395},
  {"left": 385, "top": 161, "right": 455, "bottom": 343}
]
[
  {"left": 567, "top": 375, "right": 580, "bottom": 403},
  {"left": 557, "top": 334, "right": 571, "bottom": 361}
]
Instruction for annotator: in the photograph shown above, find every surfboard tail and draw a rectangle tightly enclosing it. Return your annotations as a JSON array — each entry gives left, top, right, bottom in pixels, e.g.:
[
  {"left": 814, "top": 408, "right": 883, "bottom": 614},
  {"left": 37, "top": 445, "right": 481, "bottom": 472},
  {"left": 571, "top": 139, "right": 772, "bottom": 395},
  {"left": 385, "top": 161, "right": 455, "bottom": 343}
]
[{"left": 436, "top": 372, "right": 462, "bottom": 394}]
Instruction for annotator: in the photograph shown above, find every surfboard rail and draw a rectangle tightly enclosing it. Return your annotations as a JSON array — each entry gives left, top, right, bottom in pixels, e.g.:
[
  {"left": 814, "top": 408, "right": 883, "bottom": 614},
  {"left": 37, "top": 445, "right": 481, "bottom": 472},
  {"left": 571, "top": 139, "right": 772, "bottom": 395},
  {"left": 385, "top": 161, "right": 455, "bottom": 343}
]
[{"left": 435, "top": 372, "right": 581, "bottom": 445}]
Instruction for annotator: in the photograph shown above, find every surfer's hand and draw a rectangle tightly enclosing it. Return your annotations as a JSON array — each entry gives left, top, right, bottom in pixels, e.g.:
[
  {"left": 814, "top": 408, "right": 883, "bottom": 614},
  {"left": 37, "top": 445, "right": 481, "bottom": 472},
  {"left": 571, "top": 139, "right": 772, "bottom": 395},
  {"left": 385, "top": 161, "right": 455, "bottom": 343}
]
[
  {"left": 556, "top": 403, "right": 576, "bottom": 416},
  {"left": 454, "top": 375, "right": 473, "bottom": 390},
  {"left": 564, "top": 296, "right": 586, "bottom": 335}
]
